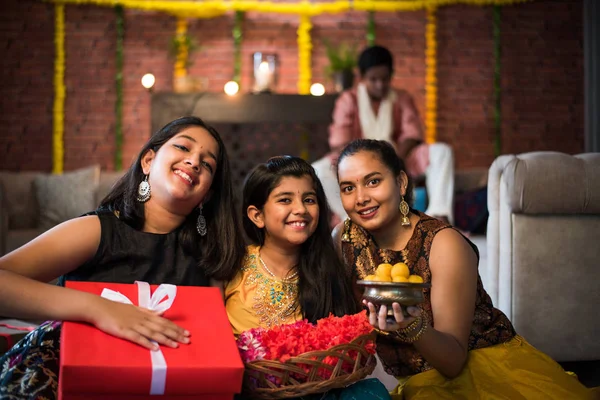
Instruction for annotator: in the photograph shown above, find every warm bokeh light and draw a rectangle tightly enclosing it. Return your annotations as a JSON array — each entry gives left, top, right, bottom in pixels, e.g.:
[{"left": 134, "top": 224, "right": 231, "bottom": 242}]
[
  {"left": 141, "top": 73, "right": 156, "bottom": 90},
  {"left": 224, "top": 80, "right": 240, "bottom": 96},
  {"left": 310, "top": 83, "right": 325, "bottom": 96},
  {"left": 258, "top": 61, "right": 270, "bottom": 72}
]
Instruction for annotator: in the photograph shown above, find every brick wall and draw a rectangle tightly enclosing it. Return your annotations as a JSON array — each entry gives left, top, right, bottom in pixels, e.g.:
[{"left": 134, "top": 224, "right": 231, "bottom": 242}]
[
  {"left": 0, "top": 0, "right": 584, "bottom": 172},
  {"left": 438, "top": 6, "right": 496, "bottom": 168},
  {"left": 0, "top": 0, "right": 54, "bottom": 171},
  {"left": 501, "top": 2, "right": 584, "bottom": 157},
  {"left": 64, "top": 5, "right": 117, "bottom": 171}
]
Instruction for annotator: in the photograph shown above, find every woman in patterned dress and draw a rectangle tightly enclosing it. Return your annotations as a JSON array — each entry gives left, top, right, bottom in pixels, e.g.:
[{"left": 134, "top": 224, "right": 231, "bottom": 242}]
[
  {"left": 332, "top": 139, "right": 593, "bottom": 399},
  {"left": 0, "top": 116, "right": 246, "bottom": 399}
]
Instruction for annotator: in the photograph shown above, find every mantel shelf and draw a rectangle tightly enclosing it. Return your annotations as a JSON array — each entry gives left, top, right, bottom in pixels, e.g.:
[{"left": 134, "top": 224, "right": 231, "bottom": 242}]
[{"left": 151, "top": 92, "right": 338, "bottom": 130}]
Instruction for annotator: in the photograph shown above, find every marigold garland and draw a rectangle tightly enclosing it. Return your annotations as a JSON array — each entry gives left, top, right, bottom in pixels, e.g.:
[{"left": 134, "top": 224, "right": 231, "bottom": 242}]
[
  {"left": 52, "top": 4, "right": 65, "bottom": 174},
  {"left": 424, "top": 6, "right": 437, "bottom": 144},
  {"left": 45, "top": 0, "right": 350, "bottom": 17},
  {"left": 48, "top": 0, "right": 535, "bottom": 167},
  {"left": 47, "top": 0, "right": 533, "bottom": 14},
  {"left": 353, "top": 0, "right": 532, "bottom": 11},
  {"left": 297, "top": 14, "right": 312, "bottom": 95}
]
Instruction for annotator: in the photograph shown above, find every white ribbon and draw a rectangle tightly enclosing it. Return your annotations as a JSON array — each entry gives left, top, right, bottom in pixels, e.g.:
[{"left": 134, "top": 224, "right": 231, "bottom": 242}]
[{"left": 101, "top": 281, "right": 177, "bottom": 395}]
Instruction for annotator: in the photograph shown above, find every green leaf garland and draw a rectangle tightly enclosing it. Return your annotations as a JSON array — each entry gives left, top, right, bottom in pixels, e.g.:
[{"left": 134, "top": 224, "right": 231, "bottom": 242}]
[
  {"left": 366, "top": 11, "right": 375, "bottom": 46},
  {"left": 233, "top": 11, "right": 243, "bottom": 85}
]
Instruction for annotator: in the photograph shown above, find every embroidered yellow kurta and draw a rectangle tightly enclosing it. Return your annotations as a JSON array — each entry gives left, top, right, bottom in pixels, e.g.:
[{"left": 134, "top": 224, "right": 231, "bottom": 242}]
[{"left": 225, "top": 245, "right": 302, "bottom": 336}]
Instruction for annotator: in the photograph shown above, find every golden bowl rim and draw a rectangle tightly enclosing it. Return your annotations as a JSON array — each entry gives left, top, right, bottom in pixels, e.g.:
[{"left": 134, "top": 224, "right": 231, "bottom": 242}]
[{"left": 356, "top": 280, "right": 431, "bottom": 289}]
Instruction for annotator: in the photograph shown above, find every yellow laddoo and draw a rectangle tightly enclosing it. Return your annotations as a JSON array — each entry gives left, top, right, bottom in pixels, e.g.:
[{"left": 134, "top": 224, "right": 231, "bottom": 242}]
[
  {"left": 391, "top": 262, "right": 410, "bottom": 279},
  {"left": 375, "top": 263, "right": 393, "bottom": 279}
]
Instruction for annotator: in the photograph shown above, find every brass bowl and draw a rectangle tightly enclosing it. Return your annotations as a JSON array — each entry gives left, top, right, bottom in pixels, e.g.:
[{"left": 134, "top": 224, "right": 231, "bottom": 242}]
[{"left": 356, "top": 280, "right": 431, "bottom": 317}]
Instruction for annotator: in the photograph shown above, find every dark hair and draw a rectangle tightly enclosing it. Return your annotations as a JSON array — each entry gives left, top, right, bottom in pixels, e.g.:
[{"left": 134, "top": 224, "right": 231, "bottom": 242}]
[
  {"left": 242, "top": 156, "right": 360, "bottom": 322},
  {"left": 358, "top": 45, "right": 394, "bottom": 76},
  {"left": 336, "top": 139, "right": 414, "bottom": 206},
  {"left": 100, "top": 116, "right": 245, "bottom": 281}
]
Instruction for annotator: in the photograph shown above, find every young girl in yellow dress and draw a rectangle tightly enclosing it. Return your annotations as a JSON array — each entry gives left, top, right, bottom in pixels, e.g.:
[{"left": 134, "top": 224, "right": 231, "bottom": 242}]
[
  {"left": 332, "top": 139, "right": 595, "bottom": 399},
  {"left": 225, "top": 155, "right": 360, "bottom": 335},
  {"left": 225, "top": 156, "right": 390, "bottom": 399}
]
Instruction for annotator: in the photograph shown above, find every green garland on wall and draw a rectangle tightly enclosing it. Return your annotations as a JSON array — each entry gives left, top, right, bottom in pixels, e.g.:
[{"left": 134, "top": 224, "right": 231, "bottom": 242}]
[
  {"left": 233, "top": 11, "right": 243, "bottom": 85},
  {"left": 366, "top": 11, "right": 375, "bottom": 46},
  {"left": 115, "top": 5, "right": 124, "bottom": 171},
  {"left": 492, "top": 5, "right": 501, "bottom": 157}
]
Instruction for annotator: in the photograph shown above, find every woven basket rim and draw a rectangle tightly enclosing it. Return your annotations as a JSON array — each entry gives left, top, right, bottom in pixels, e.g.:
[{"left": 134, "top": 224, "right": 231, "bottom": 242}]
[{"left": 242, "top": 331, "right": 377, "bottom": 399}]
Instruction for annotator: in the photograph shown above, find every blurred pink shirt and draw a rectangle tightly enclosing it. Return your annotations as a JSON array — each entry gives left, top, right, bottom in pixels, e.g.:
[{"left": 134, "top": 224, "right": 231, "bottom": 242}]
[{"left": 328, "top": 88, "right": 430, "bottom": 177}]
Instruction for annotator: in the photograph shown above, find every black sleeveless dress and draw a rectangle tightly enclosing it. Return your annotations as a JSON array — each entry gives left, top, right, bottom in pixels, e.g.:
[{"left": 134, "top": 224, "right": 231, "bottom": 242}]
[
  {"left": 60, "top": 209, "right": 210, "bottom": 287},
  {"left": 0, "top": 210, "right": 210, "bottom": 399}
]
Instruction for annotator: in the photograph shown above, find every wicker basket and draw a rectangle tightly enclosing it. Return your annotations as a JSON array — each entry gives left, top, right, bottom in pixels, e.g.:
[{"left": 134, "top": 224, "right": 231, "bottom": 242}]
[{"left": 242, "top": 332, "right": 377, "bottom": 399}]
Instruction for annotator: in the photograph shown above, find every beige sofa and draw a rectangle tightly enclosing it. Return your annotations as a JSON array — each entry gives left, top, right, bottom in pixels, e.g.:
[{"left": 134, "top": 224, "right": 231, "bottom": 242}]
[
  {"left": 487, "top": 151, "right": 600, "bottom": 362},
  {"left": 0, "top": 166, "right": 123, "bottom": 256}
]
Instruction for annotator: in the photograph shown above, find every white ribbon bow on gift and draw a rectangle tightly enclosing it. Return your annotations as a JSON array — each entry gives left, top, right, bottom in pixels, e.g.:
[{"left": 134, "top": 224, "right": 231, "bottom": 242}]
[{"left": 101, "top": 281, "right": 177, "bottom": 395}]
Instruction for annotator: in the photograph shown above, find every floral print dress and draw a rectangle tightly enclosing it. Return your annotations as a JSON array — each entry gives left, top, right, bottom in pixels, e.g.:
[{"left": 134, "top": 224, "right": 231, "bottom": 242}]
[{"left": 0, "top": 321, "right": 62, "bottom": 399}]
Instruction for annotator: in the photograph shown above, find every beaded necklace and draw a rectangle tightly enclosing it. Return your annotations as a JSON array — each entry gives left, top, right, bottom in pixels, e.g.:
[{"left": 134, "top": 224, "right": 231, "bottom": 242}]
[{"left": 258, "top": 256, "right": 299, "bottom": 281}]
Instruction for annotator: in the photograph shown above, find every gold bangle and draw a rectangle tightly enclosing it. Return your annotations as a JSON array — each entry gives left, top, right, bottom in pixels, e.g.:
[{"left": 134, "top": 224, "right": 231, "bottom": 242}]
[
  {"left": 373, "top": 327, "right": 392, "bottom": 337},
  {"left": 395, "top": 314, "right": 429, "bottom": 344},
  {"left": 373, "top": 316, "right": 423, "bottom": 342},
  {"left": 397, "top": 317, "right": 422, "bottom": 335}
]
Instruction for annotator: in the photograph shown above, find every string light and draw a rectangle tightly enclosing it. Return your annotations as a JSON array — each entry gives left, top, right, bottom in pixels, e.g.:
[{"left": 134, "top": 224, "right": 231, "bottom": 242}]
[
  {"left": 310, "top": 83, "right": 325, "bottom": 96},
  {"left": 141, "top": 73, "right": 156, "bottom": 90},
  {"left": 224, "top": 80, "right": 239, "bottom": 96}
]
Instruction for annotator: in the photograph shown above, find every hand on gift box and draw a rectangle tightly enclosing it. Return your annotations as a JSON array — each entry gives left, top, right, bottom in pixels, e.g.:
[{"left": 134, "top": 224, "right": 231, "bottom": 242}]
[{"left": 91, "top": 296, "right": 190, "bottom": 351}]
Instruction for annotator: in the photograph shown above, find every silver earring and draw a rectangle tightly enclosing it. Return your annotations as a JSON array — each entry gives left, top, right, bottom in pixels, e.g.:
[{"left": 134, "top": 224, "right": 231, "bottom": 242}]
[
  {"left": 197, "top": 204, "right": 207, "bottom": 236},
  {"left": 137, "top": 175, "right": 151, "bottom": 202}
]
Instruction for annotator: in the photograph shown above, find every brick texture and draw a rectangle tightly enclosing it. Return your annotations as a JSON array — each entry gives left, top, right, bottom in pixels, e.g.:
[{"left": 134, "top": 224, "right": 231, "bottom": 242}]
[
  {"left": 437, "top": 5, "right": 497, "bottom": 169},
  {"left": 0, "top": 0, "right": 584, "bottom": 172},
  {"left": 64, "top": 5, "right": 117, "bottom": 171},
  {"left": 500, "top": 1, "right": 584, "bottom": 157},
  {"left": 0, "top": 0, "right": 54, "bottom": 171}
]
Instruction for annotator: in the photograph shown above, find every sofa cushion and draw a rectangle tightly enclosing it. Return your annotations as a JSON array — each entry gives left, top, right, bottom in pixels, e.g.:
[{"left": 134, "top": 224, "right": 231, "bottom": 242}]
[
  {"left": 34, "top": 165, "right": 101, "bottom": 230},
  {"left": 510, "top": 214, "right": 600, "bottom": 361},
  {"left": 96, "top": 171, "right": 124, "bottom": 206},
  {"left": 500, "top": 152, "right": 600, "bottom": 215},
  {"left": 5, "top": 228, "right": 47, "bottom": 254},
  {"left": 0, "top": 172, "right": 42, "bottom": 230}
]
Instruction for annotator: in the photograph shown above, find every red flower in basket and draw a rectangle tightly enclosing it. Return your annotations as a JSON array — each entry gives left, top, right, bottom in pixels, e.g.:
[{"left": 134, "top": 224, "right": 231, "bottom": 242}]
[{"left": 237, "top": 311, "right": 376, "bottom": 389}]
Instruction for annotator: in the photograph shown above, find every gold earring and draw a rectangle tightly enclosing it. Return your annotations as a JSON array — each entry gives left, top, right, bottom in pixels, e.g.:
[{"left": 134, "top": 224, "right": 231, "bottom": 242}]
[
  {"left": 399, "top": 195, "right": 411, "bottom": 226},
  {"left": 341, "top": 218, "right": 351, "bottom": 242}
]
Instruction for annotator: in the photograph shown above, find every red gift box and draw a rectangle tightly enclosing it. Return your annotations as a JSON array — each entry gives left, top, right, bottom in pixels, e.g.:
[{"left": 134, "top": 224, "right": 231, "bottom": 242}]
[{"left": 59, "top": 281, "right": 243, "bottom": 400}]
